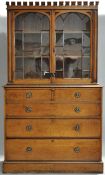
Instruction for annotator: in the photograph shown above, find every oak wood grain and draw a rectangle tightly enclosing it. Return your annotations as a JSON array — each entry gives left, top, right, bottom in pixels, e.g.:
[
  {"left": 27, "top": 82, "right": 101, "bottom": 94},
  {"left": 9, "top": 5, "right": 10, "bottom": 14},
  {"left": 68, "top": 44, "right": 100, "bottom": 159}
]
[
  {"left": 6, "top": 139, "right": 101, "bottom": 161},
  {"left": 6, "top": 103, "right": 101, "bottom": 118},
  {"left": 3, "top": 161, "right": 103, "bottom": 173},
  {"left": 6, "top": 118, "right": 101, "bottom": 138},
  {"left": 6, "top": 87, "right": 101, "bottom": 103}
]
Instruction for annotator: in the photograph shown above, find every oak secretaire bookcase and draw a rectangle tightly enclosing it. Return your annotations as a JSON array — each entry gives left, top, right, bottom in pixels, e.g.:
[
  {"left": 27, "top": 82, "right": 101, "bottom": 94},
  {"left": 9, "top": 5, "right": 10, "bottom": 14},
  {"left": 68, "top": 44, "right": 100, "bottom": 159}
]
[{"left": 3, "top": 1, "right": 103, "bottom": 173}]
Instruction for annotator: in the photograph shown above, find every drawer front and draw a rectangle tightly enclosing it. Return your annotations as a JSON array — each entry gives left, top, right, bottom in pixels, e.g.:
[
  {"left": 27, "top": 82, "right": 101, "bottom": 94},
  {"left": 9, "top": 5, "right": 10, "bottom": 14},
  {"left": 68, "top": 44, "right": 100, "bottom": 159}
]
[
  {"left": 55, "top": 88, "right": 101, "bottom": 102},
  {"left": 6, "top": 89, "right": 51, "bottom": 103},
  {"left": 5, "top": 88, "right": 101, "bottom": 103},
  {"left": 6, "top": 103, "right": 101, "bottom": 118},
  {"left": 6, "top": 119, "right": 101, "bottom": 138},
  {"left": 6, "top": 139, "right": 101, "bottom": 161}
]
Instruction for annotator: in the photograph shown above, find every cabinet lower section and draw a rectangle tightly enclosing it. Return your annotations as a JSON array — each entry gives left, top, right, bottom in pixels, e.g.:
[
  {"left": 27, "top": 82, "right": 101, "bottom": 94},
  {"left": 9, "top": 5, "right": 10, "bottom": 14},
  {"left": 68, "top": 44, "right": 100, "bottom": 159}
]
[
  {"left": 4, "top": 85, "right": 103, "bottom": 173},
  {"left": 3, "top": 161, "right": 103, "bottom": 173}
]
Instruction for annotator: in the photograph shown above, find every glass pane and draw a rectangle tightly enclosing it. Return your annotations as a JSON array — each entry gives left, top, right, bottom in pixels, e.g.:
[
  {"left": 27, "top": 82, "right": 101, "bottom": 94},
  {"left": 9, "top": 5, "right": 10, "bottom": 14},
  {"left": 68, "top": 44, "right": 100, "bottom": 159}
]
[
  {"left": 24, "top": 13, "right": 41, "bottom": 32},
  {"left": 56, "top": 56, "right": 63, "bottom": 71},
  {"left": 55, "top": 71, "right": 63, "bottom": 78},
  {"left": 42, "top": 32, "right": 49, "bottom": 46},
  {"left": 64, "top": 33, "right": 82, "bottom": 56},
  {"left": 15, "top": 71, "right": 23, "bottom": 79},
  {"left": 56, "top": 15, "right": 64, "bottom": 31},
  {"left": 82, "top": 71, "right": 90, "bottom": 78},
  {"left": 83, "top": 32, "right": 90, "bottom": 47},
  {"left": 42, "top": 57, "right": 50, "bottom": 78},
  {"left": 41, "top": 47, "right": 49, "bottom": 56},
  {"left": 24, "top": 48, "right": 41, "bottom": 57},
  {"left": 15, "top": 15, "right": 23, "bottom": 31},
  {"left": 42, "top": 15, "right": 49, "bottom": 31},
  {"left": 64, "top": 57, "right": 81, "bottom": 78},
  {"left": 64, "top": 13, "right": 83, "bottom": 31},
  {"left": 24, "top": 33, "right": 41, "bottom": 51},
  {"left": 83, "top": 32, "right": 90, "bottom": 56},
  {"left": 24, "top": 57, "right": 41, "bottom": 79},
  {"left": 64, "top": 13, "right": 90, "bottom": 32},
  {"left": 83, "top": 47, "right": 90, "bottom": 56},
  {"left": 82, "top": 56, "right": 90, "bottom": 70},
  {"left": 56, "top": 47, "right": 63, "bottom": 56},
  {"left": 15, "top": 33, "right": 23, "bottom": 56},
  {"left": 55, "top": 56, "right": 63, "bottom": 78},
  {"left": 56, "top": 32, "right": 63, "bottom": 46},
  {"left": 15, "top": 57, "right": 23, "bottom": 79},
  {"left": 42, "top": 57, "right": 49, "bottom": 71},
  {"left": 83, "top": 16, "right": 90, "bottom": 31},
  {"left": 23, "top": 13, "right": 49, "bottom": 32}
]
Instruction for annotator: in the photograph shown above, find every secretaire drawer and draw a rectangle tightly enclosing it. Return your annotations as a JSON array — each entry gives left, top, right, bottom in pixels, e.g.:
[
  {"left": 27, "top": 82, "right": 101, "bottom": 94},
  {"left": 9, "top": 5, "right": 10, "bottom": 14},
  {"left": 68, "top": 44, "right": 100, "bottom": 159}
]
[
  {"left": 6, "top": 139, "right": 101, "bottom": 161},
  {"left": 6, "top": 119, "right": 101, "bottom": 138},
  {"left": 5, "top": 87, "right": 102, "bottom": 103},
  {"left": 5, "top": 89, "right": 51, "bottom": 103},
  {"left": 6, "top": 103, "right": 101, "bottom": 118}
]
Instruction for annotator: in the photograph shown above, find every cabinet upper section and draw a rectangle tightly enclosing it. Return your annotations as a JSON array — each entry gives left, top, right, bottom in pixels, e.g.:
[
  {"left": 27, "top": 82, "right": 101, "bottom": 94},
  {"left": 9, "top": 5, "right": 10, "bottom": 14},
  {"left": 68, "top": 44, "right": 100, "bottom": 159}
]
[{"left": 6, "top": 1, "right": 99, "bottom": 84}]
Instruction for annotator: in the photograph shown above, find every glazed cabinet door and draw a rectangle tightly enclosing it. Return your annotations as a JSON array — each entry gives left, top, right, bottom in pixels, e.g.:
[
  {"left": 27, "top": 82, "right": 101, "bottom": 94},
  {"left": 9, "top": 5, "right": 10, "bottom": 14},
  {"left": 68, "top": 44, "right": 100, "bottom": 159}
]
[
  {"left": 14, "top": 12, "right": 51, "bottom": 83},
  {"left": 53, "top": 11, "right": 92, "bottom": 84}
]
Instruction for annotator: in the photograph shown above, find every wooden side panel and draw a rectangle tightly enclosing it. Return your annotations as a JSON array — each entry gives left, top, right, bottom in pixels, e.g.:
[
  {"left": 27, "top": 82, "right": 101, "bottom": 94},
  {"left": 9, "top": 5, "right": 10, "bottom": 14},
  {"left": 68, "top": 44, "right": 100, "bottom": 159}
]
[
  {"left": 6, "top": 139, "right": 101, "bottom": 161},
  {"left": 6, "top": 103, "right": 101, "bottom": 118},
  {"left": 6, "top": 119, "right": 101, "bottom": 138}
]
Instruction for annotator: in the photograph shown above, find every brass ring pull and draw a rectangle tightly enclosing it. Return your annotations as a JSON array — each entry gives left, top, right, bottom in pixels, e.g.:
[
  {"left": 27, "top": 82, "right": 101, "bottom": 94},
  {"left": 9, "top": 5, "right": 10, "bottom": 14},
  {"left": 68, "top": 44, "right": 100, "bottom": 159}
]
[
  {"left": 74, "top": 107, "right": 80, "bottom": 113},
  {"left": 26, "top": 125, "right": 32, "bottom": 131},
  {"left": 74, "top": 92, "right": 81, "bottom": 98},
  {"left": 74, "top": 147, "right": 80, "bottom": 153},
  {"left": 25, "top": 106, "right": 32, "bottom": 113},
  {"left": 74, "top": 124, "right": 80, "bottom": 131},
  {"left": 26, "top": 147, "right": 32, "bottom": 152},
  {"left": 26, "top": 92, "right": 32, "bottom": 98}
]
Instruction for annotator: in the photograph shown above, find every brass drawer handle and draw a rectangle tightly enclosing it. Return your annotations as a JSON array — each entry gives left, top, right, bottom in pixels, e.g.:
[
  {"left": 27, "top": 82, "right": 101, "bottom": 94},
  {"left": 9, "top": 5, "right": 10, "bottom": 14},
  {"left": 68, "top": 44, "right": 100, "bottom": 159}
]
[
  {"left": 74, "top": 124, "right": 80, "bottom": 131},
  {"left": 74, "top": 147, "right": 80, "bottom": 153},
  {"left": 26, "top": 125, "right": 32, "bottom": 131},
  {"left": 74, "top": 107, "right": 80, "bottom": 113},
  {"left": 25, "top": 106, "right": 32, "bottom": 113},
  {"left": 26, "top": 91, "right": 32, "bottom": 98},
  {"left": 26, "top": 147, "right": 32, "bottom": 152},
  {"left": 74, "top": 92, "right": 81, "bottom": 98}
]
